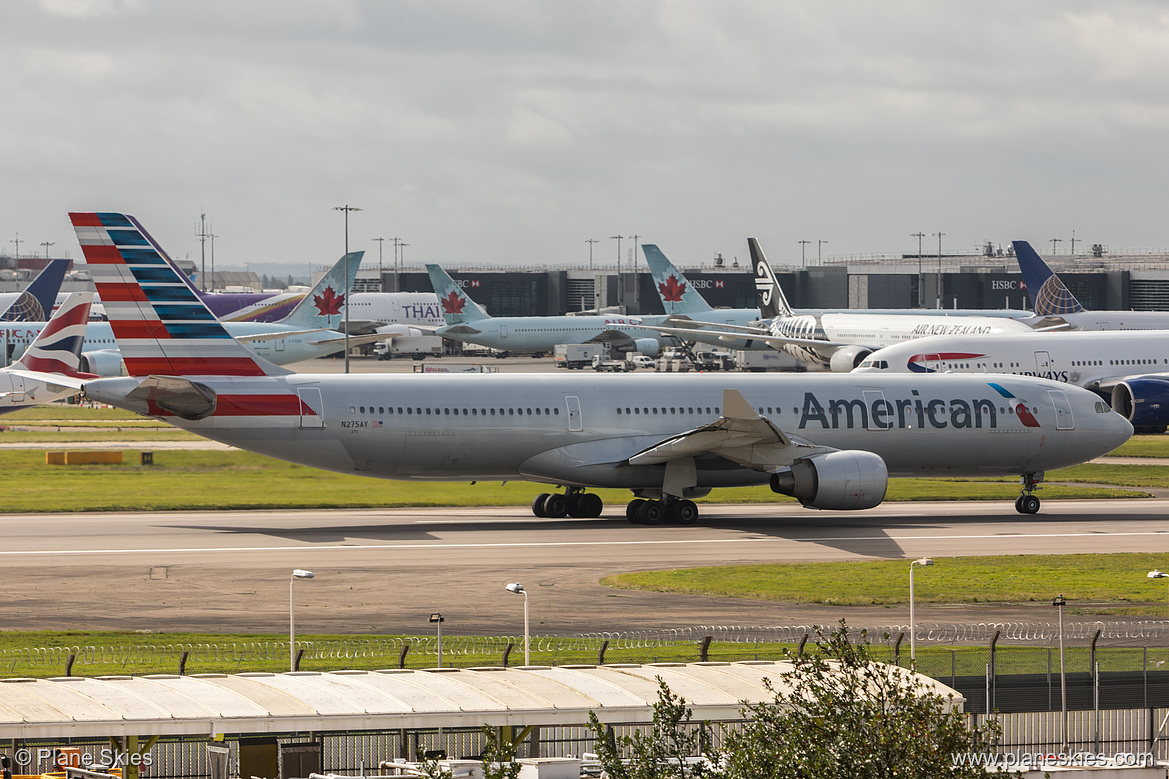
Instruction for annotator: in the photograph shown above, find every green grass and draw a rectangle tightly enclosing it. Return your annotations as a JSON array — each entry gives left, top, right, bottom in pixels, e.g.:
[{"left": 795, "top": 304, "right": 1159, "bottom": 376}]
[
  {"left": 1111, "top": 436, "right": 1169, "bottom": 458},
  {"left": 602, "top": 553, "right": 1169, "bottom": 607}
]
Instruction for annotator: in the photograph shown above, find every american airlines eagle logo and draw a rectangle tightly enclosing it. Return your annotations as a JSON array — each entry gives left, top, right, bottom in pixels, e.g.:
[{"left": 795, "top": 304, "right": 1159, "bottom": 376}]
[
  {"left": 313, "top": 286, "right": 345, "bottom": 317},
  {"left": 658, "top": 274, "right": 687, "bottom": 302},
  {"left": 441, "top": 290, "right": 466, "bottom": 314}
]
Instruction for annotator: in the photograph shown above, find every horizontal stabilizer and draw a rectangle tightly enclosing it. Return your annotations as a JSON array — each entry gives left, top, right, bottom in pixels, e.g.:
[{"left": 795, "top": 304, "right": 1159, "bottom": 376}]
[{"left": 125, "top": 375, "right": 218, "bottom": 420}]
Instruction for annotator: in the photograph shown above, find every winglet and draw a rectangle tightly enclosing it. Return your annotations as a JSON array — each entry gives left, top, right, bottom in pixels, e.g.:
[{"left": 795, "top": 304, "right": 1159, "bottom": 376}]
[
  {"left": 69, "top": 212, "right": 291, "bottom": 377},
  {"left": 1012, "top": 240, "right": 1085, "bottom": 316},
  {"left": 426, "top": 264, "right": 490, "bottom": 325},
  {"left": 748, "top": 238, "right": 794, "bottom": 319},
  {"left": 642, "top": 244, "right": 713, "bottom": 315},
  {"left": 722, "top": 388, "right": 759, "bottom": 420}
]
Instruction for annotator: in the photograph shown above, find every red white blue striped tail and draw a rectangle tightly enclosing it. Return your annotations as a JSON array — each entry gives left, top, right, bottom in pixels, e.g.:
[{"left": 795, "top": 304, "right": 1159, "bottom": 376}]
[
  {"left": 14, "top": 292, "right": 95, "bottom": 377},
  {"left": 70, "top": 212, "right": 289, "bottom": 378}
]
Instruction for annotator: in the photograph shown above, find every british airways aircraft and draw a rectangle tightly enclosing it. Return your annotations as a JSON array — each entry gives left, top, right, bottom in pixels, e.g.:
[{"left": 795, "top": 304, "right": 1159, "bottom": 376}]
[
  {"left": 854, "top": 329, "right": 1169, "bottom": 435},
  {"left": 0, "top": 292, "right": 96, "bottom": 412},
  {"left": 66, "top": 212, "right": 1130, "bottom": 519},
  {"left": 648, "top": 239, "right": 1037, "bottom": 371},
  {"left": 428, "top": 264, "right": 668, "bottom": 356}
]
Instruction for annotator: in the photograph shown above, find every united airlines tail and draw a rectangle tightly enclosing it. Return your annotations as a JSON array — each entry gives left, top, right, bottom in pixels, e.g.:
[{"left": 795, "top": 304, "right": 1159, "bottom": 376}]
[
  {"left": 1, "top": 259, "right": 70, "bottom": 322},
  {"left": 69, "top": 212, "right": 290, "bottom": 377},
  {"left": 1012, "top": 240, "right": 1085, "bottom": 316},
  {"left": 748, "top": 238, "right": 794, "bottom": 320},
  {"left": 641, "top": 244, "right": 713, "bottom": 316},
  {"left": 426, "top": 264, "right": 490, "bottom": 325},
  {"left": 273, "top": 251, "right": 363, "bottom": 330},
  {"left": 13, "top": 292, "right": 93, "bottom": 376}
]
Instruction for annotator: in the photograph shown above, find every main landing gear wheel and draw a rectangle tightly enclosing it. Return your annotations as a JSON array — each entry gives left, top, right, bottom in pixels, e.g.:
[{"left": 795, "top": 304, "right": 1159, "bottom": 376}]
[
  {"left": 668, "top": 499, "right": 699, "bottom": 525},
  {"left": 637, "top": 500, "right": 665, "bottom": 525},
  {"left": 1016, "top": 494, "right": 1040, "bottom": 514},
  {"left": 570, "top": 492, "right": 604, "bottom": 518},
  {"left": 531, "top": 493, "right": 551, "bottom": 518},
  {"left": 542, "top": 493, "right": 570, "bottom": 518},
  {"left": 626, "top": 499, "right": 646, "bottom": 523}
]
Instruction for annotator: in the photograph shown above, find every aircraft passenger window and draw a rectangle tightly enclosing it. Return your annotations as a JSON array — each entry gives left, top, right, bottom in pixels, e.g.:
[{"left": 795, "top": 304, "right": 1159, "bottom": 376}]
[
  {"left": 350, "top": 406, "right": 356, "bottom": 413},
  {"left": 453, "top": 409, "right": 460, "bottom": 415},
  {"left": 426, "top": 408, "right": 432, "bottom": 414},
  {"left": 553, "top": 408, "right": 559, "bottom": 415},
  {"left": 379, "top": 407, "right": 384, "bottom": 414},
  {"left": 509, "top": 409, "right": 514, "bottom": 415},
  {"left": 626, "top": 408, "right": 632, "bottom": 414},
  {"left": 715, "top": 407, "right": 720, "bottom": 413},
  {"left": 617, "top": 408, "right": 623, "bottom": 415},
  {"left": 407, "top": 408, "right": 413, "bottom": 414},
  {"left": 634, "top": 408, "right": 640, "bottom": 414},
  {"left": 527, "top": 408, "right": 533, "bottom": 415},
  {"left": 536, "top": 408, "right": 541, "bottom": 415},
  {"left": 444, "top": 408, "right": 450, "bottom": 415},
  {"left": 490, "top": 409, "right": 496, "bottom": 415},
  {"left": 643, "top": 408, "right": 649, "bottom": 414},
  {"left": 471, "top": 408, "right": 477, "bottom": 415}
]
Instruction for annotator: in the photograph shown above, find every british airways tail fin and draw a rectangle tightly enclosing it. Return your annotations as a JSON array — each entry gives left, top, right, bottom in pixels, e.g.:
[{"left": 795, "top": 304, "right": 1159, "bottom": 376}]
[
  {"left": 13, "top": 292, "right": 93, "bottom": 376},
  {"left": 1012, "top": 240, "right": 1085, "bottom": 316},
  {"left": 1, "top": 259, "right": 70, "bottom": 322},
  {"left": 748, "top": 238, "right": 794, "bottom": 319},
  {"left": 274, "top": 251, "right": 363, "bottom": 330},
  {"left": 69, "top": 212, "right": 290, "bottom": 377},
  {"left": 642, "top": 244, "right": 713, "bottom": 316},
  {"left": 426, "top": 264, "right": 490, "bottom": 324}
]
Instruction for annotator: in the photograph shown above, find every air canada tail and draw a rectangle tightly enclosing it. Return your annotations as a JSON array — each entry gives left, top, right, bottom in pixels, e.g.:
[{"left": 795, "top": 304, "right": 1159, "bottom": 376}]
[
  {"left": 274, "top": 250, "right": 363, "bottom": 330},
  {"left": 1, "top": 259, "right": 70, "bottom": 322},
  {"left": 426, "top": 264, "right": 490, "bottom": 324},
  {"left": 642, "top": 244, "right": 713, "bottom": 316},
  {"left": 1012, "top": 240, "right": 1085, "bottom": 316},
  {"left": 69, "top": 212, "right": 290, "bottom": 378},
  {"left": 14, "top": 292, "right": 94, "bottom": 376},
  {"left": 748, "top": 238, "right": 794, "bottom": 319}
]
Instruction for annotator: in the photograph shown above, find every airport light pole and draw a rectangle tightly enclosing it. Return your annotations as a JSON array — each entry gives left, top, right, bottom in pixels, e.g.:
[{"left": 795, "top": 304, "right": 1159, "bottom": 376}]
[
  {"left": 373, "top": 237, "right": 385, "bottom": 288},
  {"left": 429, "top": 613, "right": 445, "bottom": 668},
  {"left": 1051, "top": 238, "right": 1062, "bottom": 256},
  {"left": 289, "top": 569, "right": 315, "bottom": 671},
  {"left": 505, "top": 582, "right": 529, "bottom": 665},
  {"left": 932, "top": 232, "right": 945, "bottom": 309},
  {"left": 911, "top": 232, "right": 925, "bottom": 307},
  {"left": 586, "top": 238, "right": 598, "bottom": 270},
  {"left": 392, "top": 237, "right": 402, "bottom": 292},
  {"left": 333, "top": 205, "right": 362, "bottom": 373},
  {"left": 909, "top": 557, "right": 933, "bottom": 662},
  {"left": 817, "top": 239, "right": 827, "bottom": 264},
  {"left": 40, "top": 241, "right": 54, "bottom": 259},
  {"left": 611, "top": 235, "right": 624, "bottom": 310},
  {"left": 798, "top": 240, "right": 810, "bottom": 268},
  {"left": 631, "top": 234, "right": 640, "bottom": 275},
  {"left": 1053, "top": 594, "right": 1068, "bottom": 750},
  {"left": 10, "top": 233, "right": 20, "bottom": 260}
]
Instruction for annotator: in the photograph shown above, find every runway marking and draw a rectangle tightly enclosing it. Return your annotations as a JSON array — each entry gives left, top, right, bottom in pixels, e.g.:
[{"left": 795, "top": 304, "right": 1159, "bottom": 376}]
[{"left": 3, "top": 529, "right": 1169, "bottom": 556}]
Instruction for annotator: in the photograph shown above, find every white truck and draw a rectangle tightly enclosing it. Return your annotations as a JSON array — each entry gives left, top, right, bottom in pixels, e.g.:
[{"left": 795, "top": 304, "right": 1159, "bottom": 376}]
[
  {"left": 373, "top": 336, "right": 444, "bottom": 361},
  {"left": 734, "top": 350, "right": 805, "bottom": 372},
  {"left": 554, "top": 343, "right": 606, "bottom": 369},
  {"left": 592, "top": 354, "right": 631, "bottom": 372}
]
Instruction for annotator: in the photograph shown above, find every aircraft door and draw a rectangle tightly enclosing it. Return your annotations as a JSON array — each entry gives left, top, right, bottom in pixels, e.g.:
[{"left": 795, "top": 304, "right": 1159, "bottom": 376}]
[
  {"left": 1047, "top": 390, "right": 1074, "bottom": 430},
  {"left": 500, "top": 325, "right": 509, "bottom": 339},
  {"left": 565, "top": 395, "right": 583, "bottom": 431},
  {"left": 275, "top": 338, "right": 286, "bottom": 352},
  {"left": 9, "top": 374, "right": 24, "bottom": 404},
  {"left": 1034, "top": 351, "right": 1051, "bottom": 374},
  {"left": 297, "top": 387, "right": 325, "bottom": 429},
  {"left": 921, "top": 353, "right": 942, "bottom": 372},
  {"left": 862, "top": 390, "right": 892, "bottom": 430}
]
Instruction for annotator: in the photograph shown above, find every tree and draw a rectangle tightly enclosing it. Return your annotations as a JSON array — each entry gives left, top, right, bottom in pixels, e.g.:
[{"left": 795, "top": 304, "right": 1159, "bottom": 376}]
[{"left": 589, "top": 622, "right": 1001, "bottom": 778}]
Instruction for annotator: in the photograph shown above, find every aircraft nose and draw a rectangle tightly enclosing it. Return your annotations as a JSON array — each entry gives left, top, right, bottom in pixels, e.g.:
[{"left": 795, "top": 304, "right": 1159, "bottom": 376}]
[{"left": 1105, "top": 412, "right": 1134, "bottom": 452}]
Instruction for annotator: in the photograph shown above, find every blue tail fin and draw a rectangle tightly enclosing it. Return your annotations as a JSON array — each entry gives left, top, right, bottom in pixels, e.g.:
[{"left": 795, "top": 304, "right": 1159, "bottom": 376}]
[
  {"left": 642, "top": 245, "right": 713, "bottom": 316},
  {"left": 275, "top": 251, "right": 363, "bottom": 330},
  {"left": 1012, "top": 240, "right": 1085, "bottom": 315},
  {"left": 426, "top": 264, "right": 490, "bottom": 324},
  {"left": 1, "top": 259, "right": 70, "bottom": 322}
]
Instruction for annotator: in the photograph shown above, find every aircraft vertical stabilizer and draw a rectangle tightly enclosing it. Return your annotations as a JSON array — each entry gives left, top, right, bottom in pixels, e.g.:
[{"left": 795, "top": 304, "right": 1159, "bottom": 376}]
[
  {"left": 275, "top": 251, "right": 363, "bottom": 330},
  {"left": 1012, "top": 240, "right": 1085, "bottom": 316},
  {"left": 426, "top": 264, "right": 490, "bottom": 325},
  {"left": 13, "top": 292, "right": 93, "bottom": 376},
  {"left": 642, "top": 244, "right": 713, "bottom": 316},
  {"left": 69, "top": 212, "right": 290, "bottom": 378},
  {"left": 748, "top": 238, "right": 795, "bottom": 319},
  {"left": 1, "top": 259, "right": 71, "bottom": 322}
]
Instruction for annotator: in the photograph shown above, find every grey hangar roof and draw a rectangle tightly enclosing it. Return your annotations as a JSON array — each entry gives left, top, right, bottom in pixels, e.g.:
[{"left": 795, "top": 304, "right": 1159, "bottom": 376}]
[{"left": 0, "top": 661, "right": 963, "bottom": 740}]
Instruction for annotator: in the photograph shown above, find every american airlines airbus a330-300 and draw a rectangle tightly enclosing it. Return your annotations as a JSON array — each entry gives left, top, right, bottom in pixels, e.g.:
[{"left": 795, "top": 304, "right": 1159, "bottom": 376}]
[{"left": 64, "top": 213, "right": 1132, "bottom": 520}]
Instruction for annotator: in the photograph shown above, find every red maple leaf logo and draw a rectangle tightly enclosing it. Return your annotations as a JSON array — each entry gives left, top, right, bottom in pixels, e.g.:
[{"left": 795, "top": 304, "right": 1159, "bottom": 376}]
[
  {"left": 441, "top": 290, "right": 466, "bottom": 314},
  {"left": 658, "top": 274, "right": 688, "bottom": 302},
  {"left": 313, "top": 286, "right": 345, "bottom": 316}
]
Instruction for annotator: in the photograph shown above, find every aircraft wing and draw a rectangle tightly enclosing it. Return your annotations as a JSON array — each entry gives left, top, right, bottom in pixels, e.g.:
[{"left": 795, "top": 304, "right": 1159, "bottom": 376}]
[
  {"left": 1086, "top": 373, "right": 1169, "bottom": 394},
  {"left": 643, "top": 323, "right": 850, "bottom": 354},
  {"left": 2, "top": 369, "right": 89, "bottom": 392},
  {"left": 308, "top": 332, "right": 395, "bottom": 348},
  {"left": 627, "top": 389, "right": 826, "bottom": 472},
  {"left": 438, "top": 324, "right": 483, "bottom": 336},
  {"left": 235, "top": 328, "right": 327, "bottom": 343}
]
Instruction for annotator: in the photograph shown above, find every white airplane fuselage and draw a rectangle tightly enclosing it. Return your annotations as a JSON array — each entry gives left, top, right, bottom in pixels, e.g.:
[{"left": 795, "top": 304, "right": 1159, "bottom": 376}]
[
  {"left": 84, "top": 372, "right": 1130, "bottom": 488},
  {"left": 437, "top": 314, "right": 674, "bottom": 353}
]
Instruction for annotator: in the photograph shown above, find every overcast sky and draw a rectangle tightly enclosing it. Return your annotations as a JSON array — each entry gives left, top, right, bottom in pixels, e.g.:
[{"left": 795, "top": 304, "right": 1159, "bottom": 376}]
[{"left": 3, "top": 0, "right": 1168, "bottom": 273}]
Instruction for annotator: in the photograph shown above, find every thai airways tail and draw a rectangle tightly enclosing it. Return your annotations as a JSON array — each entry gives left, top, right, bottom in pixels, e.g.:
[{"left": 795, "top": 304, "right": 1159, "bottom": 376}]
[
  {"left": 272, "top": 251, "right": 363, "bottom": 330},
  {"left": 69, "top": 212, "right": 290, "bottom": 377},
  {"left": 748, "top": 238, "right": 794, "bottom": 319},
  {"left": 13, "top": 292, "right": 94, "bottom": 376},
  {"left": 426, "top": 264, "right": 490, "bottom": 324},
  {"left": 641, "top": 244, "right": 713, "bottom": 316},
  {"left": 1, "top": 259, "right": 70, "bottom": 322},
  {"left": 1012, "top": 240, "right": 1085, "bottom": 316}
]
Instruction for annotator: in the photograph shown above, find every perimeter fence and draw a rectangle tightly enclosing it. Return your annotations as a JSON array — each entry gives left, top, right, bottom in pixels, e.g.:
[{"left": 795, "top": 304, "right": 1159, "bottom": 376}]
[{"left": 7, "top": 621, "right": 1169, "bottom": 713}]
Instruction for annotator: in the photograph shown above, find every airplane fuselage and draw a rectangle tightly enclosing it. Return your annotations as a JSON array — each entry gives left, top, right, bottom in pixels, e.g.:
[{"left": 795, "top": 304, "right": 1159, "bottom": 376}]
[{"left": 84, "top": 372, "right": 1130, "bottom": 490}]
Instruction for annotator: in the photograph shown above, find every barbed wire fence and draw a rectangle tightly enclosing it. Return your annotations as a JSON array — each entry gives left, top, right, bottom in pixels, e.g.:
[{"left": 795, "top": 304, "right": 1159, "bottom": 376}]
[{"left": 4, "top": 620, "right": 1169, "bottom": 679}]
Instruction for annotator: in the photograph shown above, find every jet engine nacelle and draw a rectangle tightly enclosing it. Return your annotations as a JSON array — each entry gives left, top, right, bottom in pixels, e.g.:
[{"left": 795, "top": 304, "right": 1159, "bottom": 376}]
[
  {"left": 613, "top": 337, "right": 661, "bottom": 356},
  {"left": 1112, "top": 378, "right": 1169, "bottom": 433},
  {"left": 829, "top": 345, "right": 873, "bottom": 373},
  {"left": 375, "top": 324, "right": 422, "bottom": 338},
  {"left": 769, "top": 450, "right": 888, "bottom": 510},
  {"left": 79, "top": 349, "right": 126, "bottom": 377}
]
